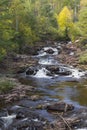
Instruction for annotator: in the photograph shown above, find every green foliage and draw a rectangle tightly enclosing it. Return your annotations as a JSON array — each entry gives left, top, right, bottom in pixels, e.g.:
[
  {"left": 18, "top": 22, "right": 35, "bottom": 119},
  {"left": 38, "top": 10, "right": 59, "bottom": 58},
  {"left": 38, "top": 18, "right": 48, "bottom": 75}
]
[
  {"left": 0, "top": 79, "right": 15, "bottom": 94},
  {"left": 79, "top": 52, "right": 87, "bottom": 64},
  {"left": 0, "top": 0, "right": 87, "bottom": 59},
  {"left": 47, "top": 26, "right": 59, "bottom": 40},
  {"left": 69, "top": 24, "right": 81, "bottom": 41},
  {"left": 78, "top": 7, "right": 87, "bottom": 37},
  {"left": 0, "top": 48, "right": 7, "bottom": 61},
  {"left": 19, "top": 23, "right": 39, "bottom": 44}
]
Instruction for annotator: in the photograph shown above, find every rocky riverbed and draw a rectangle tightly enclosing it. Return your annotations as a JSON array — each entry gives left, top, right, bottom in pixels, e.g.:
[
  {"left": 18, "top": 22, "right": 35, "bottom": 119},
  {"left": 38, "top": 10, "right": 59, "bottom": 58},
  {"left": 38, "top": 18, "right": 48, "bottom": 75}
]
[
  {"left": 1, "top": 77, "right": 87, "bottom": 130},
  {"left": 0, "top": 41, "right": 87, "bottom": 130}
]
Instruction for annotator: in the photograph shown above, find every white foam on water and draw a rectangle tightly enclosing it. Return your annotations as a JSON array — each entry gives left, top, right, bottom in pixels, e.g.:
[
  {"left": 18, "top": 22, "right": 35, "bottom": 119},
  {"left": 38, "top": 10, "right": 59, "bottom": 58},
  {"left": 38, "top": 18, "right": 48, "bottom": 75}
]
[
  {"left": 39, "top": 59, "right": 52, "bottom": 65},
  {"left": 37, "top": 51, "right": 47, "bottom": 57},
  {"left": 11, "top": 105, "right": 22, "bottom": 109},
  {"left": 32, "top": 118, "right": 39, "bottom": 122},
  {"left": 76, "top": 128, "right": 87, "bottom": 130},
  {"left": 33, "top": 68, "right": 51, "bottom": 78},
  {"left": 31, "top": 65, "right": 86, "bottom": 79},
  {"left": 1, "top": 114, "right": 16, "bottom": 128},
  {"left": 43, "top": 47, "right": 58, "bottom": 55},
  {"left": 21, "top": 118, "right": 28, "bottom": 121},
  {"left": 37, "top": 47, "right": 58, "bottom": 57},
  {"left": 63, "top": 66, "right": 86, "bottom": 79},
  {"left": 39, "top": 58, "right": 58, "bottom": 65}
]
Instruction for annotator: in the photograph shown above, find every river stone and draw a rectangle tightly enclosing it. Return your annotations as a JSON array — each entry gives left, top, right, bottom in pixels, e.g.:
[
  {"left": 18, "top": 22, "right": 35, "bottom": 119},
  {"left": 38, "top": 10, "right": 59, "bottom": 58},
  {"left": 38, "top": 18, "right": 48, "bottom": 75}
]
[
  {"left": 46, "top": 66, "right": 60, "bottom": 73},
  {"left": 11, "top": 119, "right": 44, "bottom": 130},
  {"left": 46, "top": 102, "right": 74, "bottom": 112},
  {"left": 46, "top": 66, "right": 71, "bottom": 76},
  {"left": 30, "top": 95, "right": 41, "bottom": 101},
  {"left": 26, "top": 67, "right": 37, "bottom": 75},
  {"left": 45, "top": 49, "right": 54, "bottom": 54},
  {"left": 16, "top": 111, "right": 25, "bottom": 119}
]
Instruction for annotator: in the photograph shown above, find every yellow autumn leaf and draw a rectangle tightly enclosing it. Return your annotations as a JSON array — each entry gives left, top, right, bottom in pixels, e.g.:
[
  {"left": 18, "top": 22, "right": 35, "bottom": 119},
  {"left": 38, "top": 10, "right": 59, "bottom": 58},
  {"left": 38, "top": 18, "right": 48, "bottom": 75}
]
[{"left": 57, "top": 6, "right": 73, "bottom": 31}]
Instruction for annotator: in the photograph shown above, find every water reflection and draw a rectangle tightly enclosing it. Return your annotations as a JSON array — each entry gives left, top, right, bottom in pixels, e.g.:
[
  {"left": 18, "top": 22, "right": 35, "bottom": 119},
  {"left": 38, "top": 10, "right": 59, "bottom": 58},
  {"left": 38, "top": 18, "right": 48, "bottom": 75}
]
[
  {"left": 52, "top": 81, "right": 87, "bottom": 107},
  {"left": 19, "top": 76, "right": 87, "bottom": 107}
]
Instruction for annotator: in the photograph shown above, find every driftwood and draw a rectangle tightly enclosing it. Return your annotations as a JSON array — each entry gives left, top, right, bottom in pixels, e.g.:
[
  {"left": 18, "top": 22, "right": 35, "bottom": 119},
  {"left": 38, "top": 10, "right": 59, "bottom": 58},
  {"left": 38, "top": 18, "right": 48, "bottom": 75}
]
[
  {"left": 52, "top": 112, "right": 81, "bottom": 130},
  {"left": 57, "top": 113, "right": 72, "bottom": 130}
]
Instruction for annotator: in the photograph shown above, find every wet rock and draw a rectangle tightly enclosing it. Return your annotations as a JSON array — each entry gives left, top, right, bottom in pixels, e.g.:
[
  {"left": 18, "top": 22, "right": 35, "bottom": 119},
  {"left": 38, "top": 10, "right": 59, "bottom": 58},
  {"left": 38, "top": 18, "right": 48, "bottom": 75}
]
[
  {"left": 46, "top": 102, "right": 74, "bottom": 112},
  {"left": 46, "top": 66, "right": 71, "bottom": 76},
  {"left": 26, "top": 67, "right": 38, "bottom": 75},
  {"left": 46, "top": 66, "right": 60, "bottom": 74},
  {"left": 8, "top": 105, "right": 23, "bottom": 114},
  {"left": 57, "top": 46, "right": 62, "bottom": 54},
  {"left": 45, "top": 49, "right": 54, "bottom": 54},
  {"left": 31, "top": 95, "right": 41, "bottom": 101},
  {"left": 7, "top": 108, "right": 46, "bottom": 130},
  {"left": 16, "top": 111, "right": 25, "bottom": 119},
  {"left": 26, "top": 67, "right": 35, "bottom": 75},
  {"left": 12, "top": 119, "right": 44, "bottom": 130}
]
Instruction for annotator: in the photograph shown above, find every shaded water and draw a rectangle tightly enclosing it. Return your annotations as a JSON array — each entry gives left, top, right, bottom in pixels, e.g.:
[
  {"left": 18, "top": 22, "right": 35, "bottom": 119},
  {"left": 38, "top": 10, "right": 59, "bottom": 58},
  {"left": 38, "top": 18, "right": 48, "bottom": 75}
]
[{"left": 19, "top": 77, "right": 87, "bottom": 107}]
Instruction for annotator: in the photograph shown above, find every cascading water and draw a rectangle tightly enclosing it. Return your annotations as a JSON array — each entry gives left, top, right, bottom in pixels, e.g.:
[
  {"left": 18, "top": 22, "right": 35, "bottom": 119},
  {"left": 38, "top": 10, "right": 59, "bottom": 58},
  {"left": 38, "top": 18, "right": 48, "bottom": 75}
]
[
  {"left": 33, "top": 68, "right": 51, "bottom": 78},
  {"left": 30, "top": 46, "right": 87, "bottom": 80},
  {"left": 43, "top": 47, "right": 58, "bottom": 55},
  {"left": 38, "top": 57, "right": 58, "bottom": 65},
  {"left": 36, "top": 47, "right": 59, "bottom": 57},
  {"left": 0, "top": 114, "right": 16, "bottom": 129},
  {"left": 26, "top": 65, "right": 86, "bottom": 80},
  {"left": 59, "top": 66, "right": 86, "bottom": 79}
]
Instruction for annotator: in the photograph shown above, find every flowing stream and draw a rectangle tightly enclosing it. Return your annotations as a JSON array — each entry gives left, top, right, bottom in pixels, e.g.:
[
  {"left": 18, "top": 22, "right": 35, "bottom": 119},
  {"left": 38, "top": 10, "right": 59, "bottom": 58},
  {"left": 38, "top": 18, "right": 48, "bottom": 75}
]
[
  {"left": 21, "top": 46, "right": 87, "bottom": 107},
  {"left": 1, "top": 45, "right": 87, "bottom": 130}
]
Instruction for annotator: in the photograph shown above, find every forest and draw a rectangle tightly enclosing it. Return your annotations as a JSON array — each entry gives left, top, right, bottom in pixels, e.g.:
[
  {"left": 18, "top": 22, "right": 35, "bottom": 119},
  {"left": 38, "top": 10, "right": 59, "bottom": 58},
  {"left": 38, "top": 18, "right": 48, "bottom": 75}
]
[{"left": 0, "top": 0, "right": 87, "bottom": 61}]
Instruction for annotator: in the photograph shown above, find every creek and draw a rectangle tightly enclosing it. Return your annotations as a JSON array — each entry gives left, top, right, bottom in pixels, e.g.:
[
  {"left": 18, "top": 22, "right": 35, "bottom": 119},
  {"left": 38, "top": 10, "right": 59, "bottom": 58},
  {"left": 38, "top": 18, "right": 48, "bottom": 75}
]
[
  {"left": 20, "top": 46, "right": 87, "bottom": 107},
  {"left": 1, "top": 45, "right": 87, "bottom": 130}
]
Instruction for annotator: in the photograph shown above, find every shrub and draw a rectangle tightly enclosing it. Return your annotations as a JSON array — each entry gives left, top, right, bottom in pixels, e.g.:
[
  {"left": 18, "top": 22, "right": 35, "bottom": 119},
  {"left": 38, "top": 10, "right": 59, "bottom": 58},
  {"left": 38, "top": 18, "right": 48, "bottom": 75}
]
[
  {"left": 0, "top": 78, "right": 15, "bottom": 94},
  {"left": 79, "top": 52, "right": 87, "bottom": 64},
  {"left": 0, "top": 48, "right": 7, "bottom": 62}
]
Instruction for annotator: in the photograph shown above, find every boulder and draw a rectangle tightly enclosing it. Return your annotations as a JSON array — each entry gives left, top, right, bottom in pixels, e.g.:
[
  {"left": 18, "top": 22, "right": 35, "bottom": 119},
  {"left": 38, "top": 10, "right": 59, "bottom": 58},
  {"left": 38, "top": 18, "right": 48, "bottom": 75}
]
[
  {"left": 26, "top": 67, "right": 37, "bottom": 75},
  {"left": 46, "top": 66, "right": 71, "bottom": 76},
  {"left": 46, "top": 102, "right": 74, "bottom": 112},
  {"left": 46, "top": 66, "right": 60, "bottom": 74},
  {"left": 45, "top": 49, "right": 54, "bottom": 54}
]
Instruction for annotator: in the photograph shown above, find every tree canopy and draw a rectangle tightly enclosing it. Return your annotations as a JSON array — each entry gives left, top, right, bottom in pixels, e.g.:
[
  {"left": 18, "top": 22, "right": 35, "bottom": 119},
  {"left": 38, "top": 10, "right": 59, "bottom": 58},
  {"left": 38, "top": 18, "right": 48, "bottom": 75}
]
[{"left": 0, "top": 0, "right": 87, "bottom": 60}]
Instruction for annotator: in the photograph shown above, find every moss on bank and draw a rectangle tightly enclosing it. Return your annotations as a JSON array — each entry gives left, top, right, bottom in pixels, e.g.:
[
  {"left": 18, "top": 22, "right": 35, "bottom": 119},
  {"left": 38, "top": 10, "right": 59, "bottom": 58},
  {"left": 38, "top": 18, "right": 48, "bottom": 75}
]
[
  {"left": 0, "top": 77, "right": 16, "bottom": 94},
  {"left": 79, "top": 51, "right": 87, "bottom": 64}
]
